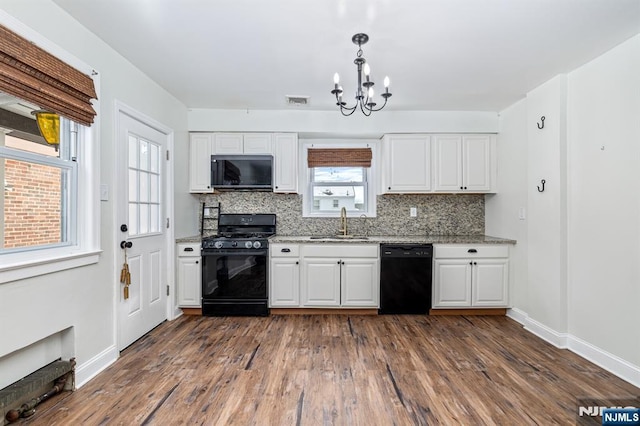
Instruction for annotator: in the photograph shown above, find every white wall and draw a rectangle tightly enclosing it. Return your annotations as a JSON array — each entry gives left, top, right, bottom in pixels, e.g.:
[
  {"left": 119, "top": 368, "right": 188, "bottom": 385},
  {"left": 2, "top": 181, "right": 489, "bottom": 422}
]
[
  {"left": 0, "top": 1, "right": 190, "bottom": 388},
  {"left": 188, "top": 108, "right": 499, "bottom": 135},
  {"left": 566, "top": 35, "right": 640, "bottom": 368},
  {"left": 485, "top": 99, "right": 528, "bottom": 310},
  {"left": 490, "top": 34, "right": 640, "bottom": 386},
  {"left": 526, "top": 75, "right": 569, "bottom": 336}
]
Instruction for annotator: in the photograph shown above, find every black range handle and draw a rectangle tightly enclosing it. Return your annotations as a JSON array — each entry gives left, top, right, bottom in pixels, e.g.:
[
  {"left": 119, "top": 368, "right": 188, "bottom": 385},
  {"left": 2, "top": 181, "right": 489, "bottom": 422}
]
[{"left": 467, "top": 248, "right": 478, "bottom": 253}]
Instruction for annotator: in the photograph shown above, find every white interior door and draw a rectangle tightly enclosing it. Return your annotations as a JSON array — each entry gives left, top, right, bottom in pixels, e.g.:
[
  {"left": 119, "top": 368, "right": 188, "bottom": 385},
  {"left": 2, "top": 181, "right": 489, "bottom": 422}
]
[{"left": 117, "top": 111, "right": 168, "bottom": 350}]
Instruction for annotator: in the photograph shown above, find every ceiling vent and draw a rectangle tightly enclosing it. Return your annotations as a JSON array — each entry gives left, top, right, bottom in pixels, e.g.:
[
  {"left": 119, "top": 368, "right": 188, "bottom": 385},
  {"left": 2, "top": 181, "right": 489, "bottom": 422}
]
[{"left": 285, "top": 96, "right": 310, "bottom": 107}]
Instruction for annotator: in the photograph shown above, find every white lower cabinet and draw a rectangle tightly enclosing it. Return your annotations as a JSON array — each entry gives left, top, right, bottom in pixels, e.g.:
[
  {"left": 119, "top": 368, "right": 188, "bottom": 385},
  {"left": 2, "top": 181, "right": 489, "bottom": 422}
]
[
  {"left": 270, "top": 243, "right": 379, "bottom": 308},
  {"left": 269, "top": 244, "right": 300, "bottom": 307},
  {"left": 433, "top": 245, "right": 509, "bottom": 309},
  {"left": 301, "top": 258, "right": 342, "bottom": 306},
  {"left": 177, "top": 243, "right": 202, "bottom": 307},
  {"left": 340, "top": 259, "right": 379, "bottom": 307}
]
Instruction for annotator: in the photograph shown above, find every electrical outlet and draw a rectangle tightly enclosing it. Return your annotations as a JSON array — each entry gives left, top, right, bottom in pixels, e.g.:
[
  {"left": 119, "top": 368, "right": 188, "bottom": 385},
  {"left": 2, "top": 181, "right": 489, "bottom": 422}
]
[
  {"left": 204, "top": 207, "right": 210, "bottom": 217},
  {"left": 410, "top": 207, "right": 417, "bottom": 217}
]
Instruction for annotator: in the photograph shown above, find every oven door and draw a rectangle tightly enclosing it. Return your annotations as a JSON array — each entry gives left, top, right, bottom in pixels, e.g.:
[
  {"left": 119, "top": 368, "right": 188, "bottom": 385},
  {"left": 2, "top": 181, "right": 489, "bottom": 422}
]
[{"left": 202, "top": 249, "right": 268, "bottom": 301}]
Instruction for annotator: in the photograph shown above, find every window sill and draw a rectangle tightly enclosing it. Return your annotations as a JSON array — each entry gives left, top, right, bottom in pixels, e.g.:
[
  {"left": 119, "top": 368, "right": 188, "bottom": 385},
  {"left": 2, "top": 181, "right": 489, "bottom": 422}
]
[{"left": 0, "top": 250, "right": 102, "bottom": 284}]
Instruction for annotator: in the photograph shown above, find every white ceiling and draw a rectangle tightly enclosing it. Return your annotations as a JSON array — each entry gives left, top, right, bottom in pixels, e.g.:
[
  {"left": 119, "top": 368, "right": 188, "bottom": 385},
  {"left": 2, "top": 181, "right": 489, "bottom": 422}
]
[{"left": 53, "top": 0, "right": 640, "bottom": 112}]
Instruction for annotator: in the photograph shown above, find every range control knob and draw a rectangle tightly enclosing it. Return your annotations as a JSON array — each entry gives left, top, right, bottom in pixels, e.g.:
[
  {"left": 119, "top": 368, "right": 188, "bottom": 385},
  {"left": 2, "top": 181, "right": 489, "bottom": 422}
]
[
  {"left": 253, "top": 241, "right": 262, "bottom": 249},
  {"left": 245, "top": 241, "right": 253, "bottom": 249},
  {"left": 231, "top": 241, "right": 238, "bottom": 247},
  {"left": 214, "top": 241, "right": 224, "bottom": 249}
]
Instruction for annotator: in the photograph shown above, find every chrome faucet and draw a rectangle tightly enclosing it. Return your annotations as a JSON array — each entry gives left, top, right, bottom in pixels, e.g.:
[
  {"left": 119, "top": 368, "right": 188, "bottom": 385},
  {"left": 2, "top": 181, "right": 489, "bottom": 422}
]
[{"left": 340, "top": 207, "right": 348, "bottom": 236}]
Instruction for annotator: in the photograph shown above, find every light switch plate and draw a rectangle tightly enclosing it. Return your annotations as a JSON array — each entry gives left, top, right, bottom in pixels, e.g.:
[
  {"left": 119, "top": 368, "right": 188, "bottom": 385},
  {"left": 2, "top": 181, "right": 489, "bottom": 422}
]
[
  {"left": 518, "top": 207, "right": 526, "bottom": 220},
  {"left": 410, "top": 207, "right": 417, "bottom": 217},
  {"left": 100, "top": 184, "right": 109, "bottom": 201}
]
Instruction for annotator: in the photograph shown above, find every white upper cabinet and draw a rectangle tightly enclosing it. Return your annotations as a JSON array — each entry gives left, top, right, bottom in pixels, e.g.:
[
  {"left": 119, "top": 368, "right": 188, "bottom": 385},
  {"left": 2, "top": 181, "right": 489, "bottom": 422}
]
[
  {"left": 381, "top": 134, "right": 432, "bottom": 193},
  {"left": 273, "top": 133, "right": 298, "bottom": 193},
  {"left": 188, "top": 132, "right": 297, "bottom": 193},
  {"left": 433, "top": 134, "right": 495, "bottom": 193},
  {"left": 213, "top": 133, "right": 273, "bottom": 154},
  {"left": 381, "top": 133, "right": 495, "bottom": 194},
  {"left": 189, "top": 133, "right": 214, "bottom": 193}
]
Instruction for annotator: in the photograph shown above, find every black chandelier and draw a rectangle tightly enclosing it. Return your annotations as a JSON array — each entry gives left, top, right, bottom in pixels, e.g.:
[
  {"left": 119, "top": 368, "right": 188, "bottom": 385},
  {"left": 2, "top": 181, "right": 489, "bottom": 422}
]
[{"left": 331, "top": 33, "right": 392, "bottom": 116}]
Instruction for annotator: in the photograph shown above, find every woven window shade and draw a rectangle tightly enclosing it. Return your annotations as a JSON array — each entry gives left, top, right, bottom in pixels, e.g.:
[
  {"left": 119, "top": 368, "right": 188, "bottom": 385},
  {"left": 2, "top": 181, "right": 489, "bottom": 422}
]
[
  {"left": 307, "top": 148, "right": 372, "bottom": 168},
  {"left": 0, "top": 24, "right": 97, "bottom": 126}
]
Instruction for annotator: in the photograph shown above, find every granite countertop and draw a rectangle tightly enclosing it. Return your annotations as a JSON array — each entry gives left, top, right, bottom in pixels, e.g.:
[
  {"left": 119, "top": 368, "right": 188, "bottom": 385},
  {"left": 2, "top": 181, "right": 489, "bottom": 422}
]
[
  {"left": 177, "top": 234, "right": 516, "bottom": 244},
  {"left": 176, "top": 235, "right": 202, "bottom": 243},
  {"left": 270, "top": 235, "right": 516, "bottom": 244}
]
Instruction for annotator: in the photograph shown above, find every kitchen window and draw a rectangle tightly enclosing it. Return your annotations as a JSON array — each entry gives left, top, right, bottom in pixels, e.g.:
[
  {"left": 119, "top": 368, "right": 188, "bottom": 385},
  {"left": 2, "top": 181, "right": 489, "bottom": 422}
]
[
  {"left": 302, "top": 142, "right": 377, "bottom": 218},
  {"left": 309, "top": 166, "right": 368, "bottom": 213}
]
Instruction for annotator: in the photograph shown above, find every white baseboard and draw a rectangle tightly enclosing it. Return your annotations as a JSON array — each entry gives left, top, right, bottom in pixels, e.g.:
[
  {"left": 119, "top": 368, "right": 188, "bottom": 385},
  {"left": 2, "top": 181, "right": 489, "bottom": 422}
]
[
  {"left": 75, "top": 345, "right": 119, "bottom": 388},
  {"left": 568, "top": 335, "right": 640, "bottom": 388},
  {"left": 506, "top": 308, "right": 640, "bottom": 388}
]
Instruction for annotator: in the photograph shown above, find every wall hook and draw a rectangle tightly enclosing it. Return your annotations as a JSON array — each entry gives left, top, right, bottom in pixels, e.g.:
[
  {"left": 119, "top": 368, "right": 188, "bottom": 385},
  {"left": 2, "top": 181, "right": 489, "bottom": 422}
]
[
  {"left": 537, "top": 179, "right": 546, "bottom": 192},
  {"left": 537, "top": 116, "right": 545, "bottom": 129}
]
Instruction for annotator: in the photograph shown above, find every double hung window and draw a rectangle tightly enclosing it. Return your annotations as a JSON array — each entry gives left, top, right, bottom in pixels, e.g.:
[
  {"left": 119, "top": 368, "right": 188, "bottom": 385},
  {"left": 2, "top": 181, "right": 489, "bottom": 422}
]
[
  {"left": 309, "top": 166, "right": 367, "bottom": 213},
  {"left": 1, "top": 109, "right": 79, "bottom": 252},
  {"left": 303, "top": 144, "right": 376, "bottom": 217}
]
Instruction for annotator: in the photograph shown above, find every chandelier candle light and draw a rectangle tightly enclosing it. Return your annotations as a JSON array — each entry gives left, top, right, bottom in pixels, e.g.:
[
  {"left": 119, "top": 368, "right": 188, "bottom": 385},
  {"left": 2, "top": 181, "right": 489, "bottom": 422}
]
[{"left": 331, "top": 33, "right": 392, "bottom": 116}]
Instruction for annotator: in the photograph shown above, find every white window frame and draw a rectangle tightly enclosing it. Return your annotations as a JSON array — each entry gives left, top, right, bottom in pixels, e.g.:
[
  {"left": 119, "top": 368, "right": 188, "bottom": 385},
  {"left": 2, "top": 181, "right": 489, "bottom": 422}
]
[
  {"left": 301, "top": 140, "right": 377, "bottom": 218},
  {"left": 0, "top": 14, "right": 101, "bottom": 284}
]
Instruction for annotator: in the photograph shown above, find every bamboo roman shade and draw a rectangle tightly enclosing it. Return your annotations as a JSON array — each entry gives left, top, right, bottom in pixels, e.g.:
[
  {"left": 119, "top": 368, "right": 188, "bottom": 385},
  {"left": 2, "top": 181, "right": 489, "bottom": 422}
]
[
  {"left": 0, "top": 24, "right": 97, "bottom": 126},
  {"left": 307, "top": 148, "right": 372, "bottom": 168}
]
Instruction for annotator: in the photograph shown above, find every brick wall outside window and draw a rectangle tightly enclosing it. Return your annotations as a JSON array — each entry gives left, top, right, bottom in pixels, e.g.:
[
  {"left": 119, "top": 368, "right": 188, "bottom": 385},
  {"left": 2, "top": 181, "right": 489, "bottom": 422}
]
[{"left": 4, "top": 158, "right": 62, "bottom": 248}]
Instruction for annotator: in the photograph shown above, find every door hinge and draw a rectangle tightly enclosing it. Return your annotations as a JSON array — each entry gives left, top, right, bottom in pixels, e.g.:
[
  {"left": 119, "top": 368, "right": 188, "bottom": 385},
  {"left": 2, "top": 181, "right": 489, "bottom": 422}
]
[
  {"left": 166, "top": 218, "right": 170, "bottom": 229},
  {"left": 166, "top": 285, "right": 170, "bottom": 296},
  {"left": 166, "top": 150, "right": 170, "bottom": 161}
]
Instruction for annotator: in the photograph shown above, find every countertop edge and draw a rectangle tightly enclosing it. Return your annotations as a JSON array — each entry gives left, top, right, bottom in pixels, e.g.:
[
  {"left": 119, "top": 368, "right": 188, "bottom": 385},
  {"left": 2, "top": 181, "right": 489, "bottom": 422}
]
[
  {"left": 270, "top": 235, "right": 517, "bottom": 245},
  {"left": 176, "top": 235, "right": 517, "bottom": 245}
]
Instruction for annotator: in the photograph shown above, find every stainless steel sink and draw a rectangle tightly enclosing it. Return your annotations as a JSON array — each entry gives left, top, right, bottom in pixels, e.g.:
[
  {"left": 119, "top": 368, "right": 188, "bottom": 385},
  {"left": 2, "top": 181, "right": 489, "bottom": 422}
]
[{"left": 309, "top": 235, "right": 369, "bottom": 240}]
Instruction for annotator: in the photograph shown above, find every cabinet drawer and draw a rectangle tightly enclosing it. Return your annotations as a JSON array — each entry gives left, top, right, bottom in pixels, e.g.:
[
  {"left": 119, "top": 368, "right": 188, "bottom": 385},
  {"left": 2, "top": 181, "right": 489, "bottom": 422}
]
[
  {"left": 434, "top": 244, "right": 508, "bottom": 259},
  {"left": 177, "top": 243, "right": 201, "bottom": 257},
  {"left": 270, "top": 244, "right": 300, "bottom": 257},
  {"left": 302, "top": 244, "right": 378, "bottom": 258}
]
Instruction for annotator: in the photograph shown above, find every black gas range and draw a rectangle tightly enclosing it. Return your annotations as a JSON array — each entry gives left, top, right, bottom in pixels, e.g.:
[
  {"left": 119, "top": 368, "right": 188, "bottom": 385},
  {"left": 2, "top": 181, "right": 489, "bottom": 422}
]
[{"left": 201, "top": 213, "right": 275, "bottom": 316}]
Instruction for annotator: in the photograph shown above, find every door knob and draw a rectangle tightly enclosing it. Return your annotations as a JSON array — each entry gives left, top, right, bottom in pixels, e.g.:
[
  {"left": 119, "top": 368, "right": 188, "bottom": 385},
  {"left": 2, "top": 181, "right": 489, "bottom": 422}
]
[{"left": 120, "top": 241, "right": 133, "bottom": 249}]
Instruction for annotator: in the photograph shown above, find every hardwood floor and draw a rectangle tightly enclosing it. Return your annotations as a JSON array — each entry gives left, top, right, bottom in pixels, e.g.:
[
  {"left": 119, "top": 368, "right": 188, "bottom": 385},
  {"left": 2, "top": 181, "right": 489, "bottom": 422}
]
[{"left": 20, "top": 315, "right": 639, "bottom": 425}]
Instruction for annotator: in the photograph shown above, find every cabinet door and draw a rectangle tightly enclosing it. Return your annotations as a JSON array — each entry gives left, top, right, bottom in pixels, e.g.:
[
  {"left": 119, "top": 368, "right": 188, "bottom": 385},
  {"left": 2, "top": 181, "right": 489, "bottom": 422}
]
[
  {"left": 472, "top": 259, "right": 508, "bottom": 307},
  {"left": 433, "top": 135, "right": 463, "bottom": 191},
  {"left": 213, "top": 133, "right": 243, "bottom": 154},
  {"left": 301, "top": 258, "right": 341, "bottom": 306},
  {"left": 189, "top": 134, "right": 214, "bottom": 193},
  {"left": 341, "top": 258, "right": 379, "bottom": 307},
  {"left": 243, "top": 133, "right": 273, "bottom": 154},
  {"left": 270, "top": 258, "right": 300, "bottom": 307},
  {"left": 433, "top": 259, "right": 472, "bottom": 307},
  {"left": 177, "top": 256, "right": 202, "bottom": 307},
  {"left": 273, "top": 133, "right": 298, "bottom": 193},
  {"left": 383, "top": 135, "right": 431, "bottom": 192},
  {"left": 463, "top": 135, "right": 492, "bottom": 191}
]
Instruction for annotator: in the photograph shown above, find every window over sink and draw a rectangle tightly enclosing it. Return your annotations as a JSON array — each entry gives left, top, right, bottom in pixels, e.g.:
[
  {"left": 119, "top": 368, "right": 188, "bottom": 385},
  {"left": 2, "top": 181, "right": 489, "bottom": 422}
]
[{"left": 301, "top": 141, "right": 377, "bottom": 218}]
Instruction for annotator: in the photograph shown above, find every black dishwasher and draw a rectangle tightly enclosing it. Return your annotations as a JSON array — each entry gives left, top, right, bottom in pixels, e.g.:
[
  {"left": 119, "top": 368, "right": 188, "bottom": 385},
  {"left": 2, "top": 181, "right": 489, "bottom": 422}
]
[{"left": 379, "top": 244, "right": 433, "bottom": 314}]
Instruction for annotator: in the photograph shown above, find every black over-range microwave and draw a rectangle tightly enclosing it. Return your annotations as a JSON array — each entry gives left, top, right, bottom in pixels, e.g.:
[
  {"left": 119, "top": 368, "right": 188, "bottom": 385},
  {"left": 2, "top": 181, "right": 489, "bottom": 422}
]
[{"left": 211, "top": 155, "right": 273, "bottom": 190}]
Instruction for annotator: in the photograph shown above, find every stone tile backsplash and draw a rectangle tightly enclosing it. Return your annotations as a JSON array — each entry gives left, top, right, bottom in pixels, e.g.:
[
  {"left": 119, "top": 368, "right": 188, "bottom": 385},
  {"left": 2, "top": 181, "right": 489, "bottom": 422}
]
[{"left": 199, "top": 192, "right": 484, "bottom": 237}]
